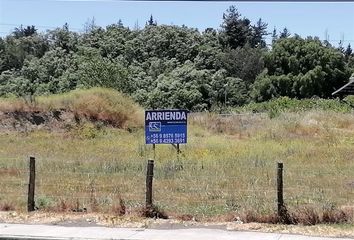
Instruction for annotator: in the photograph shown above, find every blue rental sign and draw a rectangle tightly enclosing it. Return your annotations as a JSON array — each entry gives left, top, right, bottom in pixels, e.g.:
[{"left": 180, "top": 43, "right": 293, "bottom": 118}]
[{"left": 145, "top": 110, "right": 188, "bottom": 144}]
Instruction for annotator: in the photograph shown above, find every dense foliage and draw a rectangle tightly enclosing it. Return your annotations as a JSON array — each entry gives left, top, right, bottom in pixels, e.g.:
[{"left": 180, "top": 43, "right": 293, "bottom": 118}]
[
  {"left": 0, "top": 7, "right": 353, "bottom": 110},
  {"left": 252, "top": 37, "right": 352, "bottom": 101},
  {"left": 236, "top": 96, "right": 354, "bottom": 115}
]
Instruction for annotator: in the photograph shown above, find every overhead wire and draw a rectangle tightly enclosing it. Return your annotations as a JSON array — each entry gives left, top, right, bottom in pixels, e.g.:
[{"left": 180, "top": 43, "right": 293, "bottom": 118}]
[{"left": 0, "top": 22, "right": 353, "bottom": 44}]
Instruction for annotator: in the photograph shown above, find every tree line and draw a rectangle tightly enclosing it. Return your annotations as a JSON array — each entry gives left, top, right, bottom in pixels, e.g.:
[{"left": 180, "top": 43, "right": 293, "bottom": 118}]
[{"left": 0, "top": 6, "right": 353, "bottom": 111}]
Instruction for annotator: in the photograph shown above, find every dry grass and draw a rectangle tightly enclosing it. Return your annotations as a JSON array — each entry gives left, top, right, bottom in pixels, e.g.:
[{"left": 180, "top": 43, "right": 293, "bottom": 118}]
[
  {"left": 0, "top": 107, "right": 353, "bottom": 224},
  {"left": 286, "top": 205, "right": 353, "bottom": 225},
  {"left": 112, "top": 198, "right": 126, "bottom": 216},
  {"left": 137, "top": 205, "right": 168, "bottom": 219},
  {"left": 0, "top": 202, "right": 16, "bottom": 211},
  {"left": 0, "top": 98, "right": 35, "bottom": 112},
  {"left": 37, "top": 88, "right": 143, "bottom": 128},
  {"left": 241, "top": 210, "right": 279, "bottom": 224},
  {"left": 321, "top": 208, "right": 352, "bottom": 224},
  {"left": 0, "top": 88, "right": 143, "bottom": 129}
]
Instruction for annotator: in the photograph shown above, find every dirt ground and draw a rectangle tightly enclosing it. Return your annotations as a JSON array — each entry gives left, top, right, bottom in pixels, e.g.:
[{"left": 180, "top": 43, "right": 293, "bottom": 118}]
[{"left": 0, "top": 211, "right": 353, "bottom": 238}]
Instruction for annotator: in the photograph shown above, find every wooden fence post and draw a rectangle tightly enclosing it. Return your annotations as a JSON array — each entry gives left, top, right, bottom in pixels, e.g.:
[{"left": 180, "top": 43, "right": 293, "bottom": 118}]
[
  {"left": 146, "top": 159, "right": 154, "bottom": 208},
  {"left": 153, "top": 144, "right": 156, "bottom": 160},
  {"left": 177, "top": 144, "right": 180, "bottom": 154},
  {"left": 277, "top": 162, "right": 284, "bottom": 219},
  {"left": 27, "top": 156, "right": 36, "bottom": 212}
]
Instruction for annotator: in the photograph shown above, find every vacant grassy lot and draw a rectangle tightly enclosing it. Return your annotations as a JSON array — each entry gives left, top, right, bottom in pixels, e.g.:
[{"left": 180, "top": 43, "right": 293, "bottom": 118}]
[{"left": 0, "top": 104, "right": 353, "bottom": 223}]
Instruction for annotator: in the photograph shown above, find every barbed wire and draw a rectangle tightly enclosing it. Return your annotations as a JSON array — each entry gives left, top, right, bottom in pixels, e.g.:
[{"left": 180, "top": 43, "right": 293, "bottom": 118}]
[
  {"left": 0, "top": 168, "right": 350, "bottom": 179},
  {"left": 0, "top": 181, "right": 28, "bottom": 185},
  {"left": 35, "top": 194, "right": 144, "bottom": 200},
  {"left": 0, "top": 23, "right": 82, "bottom": 31},
  {"left": 0, "top": 181, "right": 348, "bottom": 193},
  {"left": 0, "top": 169, "right": 29, "bottom": 173},
  {"left": 0, "top": 193, "right": 27, "bottom": 197},
  {"left": 2, "top": 189, "right": 349, "bottom": 200}
]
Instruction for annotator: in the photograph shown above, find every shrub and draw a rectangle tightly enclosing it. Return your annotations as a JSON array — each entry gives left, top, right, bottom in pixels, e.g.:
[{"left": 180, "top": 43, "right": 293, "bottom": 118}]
[
  {"left": 36, "top": 196, "right": 55, "bottom": 209},
  {"left": 322, "top": 209, "right": 350, "bottom": 224},
  {"left": 235, "top": 97, "right": 353, "bottom": 115},
  {"left": 291, "top": 206, "right": 320, "bottom": 225}
]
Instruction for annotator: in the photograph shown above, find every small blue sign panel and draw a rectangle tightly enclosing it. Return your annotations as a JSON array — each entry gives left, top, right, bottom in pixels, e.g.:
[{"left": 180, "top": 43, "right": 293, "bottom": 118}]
[{"left": 145, "top": 110, "right": 188, "bottom": 144}]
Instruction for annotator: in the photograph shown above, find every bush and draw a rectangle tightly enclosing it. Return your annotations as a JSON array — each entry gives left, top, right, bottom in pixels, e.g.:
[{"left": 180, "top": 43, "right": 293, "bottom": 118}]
[
  {"left": 36, "top": 196, "right": 55, "bottom": 209},
  {"left": 74, "top": 122, "right": 102, "bottom": 139},
  {"left": 235, "top": 97, "right": 353, "bottom": 115}
]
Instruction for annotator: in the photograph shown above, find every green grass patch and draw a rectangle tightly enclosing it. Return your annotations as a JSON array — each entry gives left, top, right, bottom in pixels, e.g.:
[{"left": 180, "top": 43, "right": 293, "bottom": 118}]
[{"left": 234, "top": 97, "right": 354, "bottom": 117}]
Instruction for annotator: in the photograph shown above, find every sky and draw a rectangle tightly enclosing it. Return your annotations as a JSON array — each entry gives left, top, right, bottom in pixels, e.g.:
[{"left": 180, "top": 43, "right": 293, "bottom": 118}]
[{"left": 0, "top": 0, "right": 353, "bottom": 47}]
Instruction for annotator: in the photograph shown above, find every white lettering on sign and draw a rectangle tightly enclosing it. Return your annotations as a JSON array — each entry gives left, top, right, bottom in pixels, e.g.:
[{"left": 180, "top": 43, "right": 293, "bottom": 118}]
[{"left": 146, "top": 111, "right": 186, "bottom": 121}]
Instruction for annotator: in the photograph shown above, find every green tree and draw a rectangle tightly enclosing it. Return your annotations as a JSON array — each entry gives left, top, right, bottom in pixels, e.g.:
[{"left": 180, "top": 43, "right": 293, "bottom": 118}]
[
  {"left": 194, "top": 28, "right": 222, "bottom": 70},
  {"left": 271, "top": 27, "right": 278, "bottom": 44},
  {"left": 13, "top": 25, "right": 37, "bottom": 38},
  {"left": 146, "top": 15, "right": 157, "bottom": 26},
  {"left": 47, "top": 23, "right": 79, "bottom": 53},
  {"left": 0, "top": 31, "right": 49, "bottom": 73},
  {"left": 17, "top": 47, "right": 78, "bottom": 95},
  {"left": 77, "top": 47, "right": 129, "bottom": 92},
  {"left": 250, "top": 18, "right": 268, "bottom": 48},
  {"left": 0, "top": 71, "right": 35, "bottom": 98},
  {"left": 345, "top": 44, "right": 352, "bottom": 60},
  {"left": 146, "top": 62, "right": 213, "bottom": 110},
  {"left": 252, "top": 37, "right": 351, "bottom": 100},
  {"left": 279, "top": 27, "right": 291, "bottom": 39},
  {"left": 211, "top": 69, "right": 248, "bottom": 107},
  {"left": 217, "top": 45, "right": 264, "bottom": 86},
  {"left": 220, "top": 6, "right": 253, "bottom": 49}
]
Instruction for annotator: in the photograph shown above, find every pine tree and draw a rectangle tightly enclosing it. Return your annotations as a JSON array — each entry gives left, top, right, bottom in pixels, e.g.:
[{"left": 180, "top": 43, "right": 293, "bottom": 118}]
[
  {"left": 13, "top": 25, "right": 37, "bottom": 38},
  {"left": 271, "top": 27, "right": 278, "bottom": 44},
  {"left": 117, "top": 19, "right": 124, "bottom": 28},
  {"left": 147, "top": 15, "right": 157, "bottom": 26},
  {"left": 251, "top": 18, "right": 268, "bottom": 48},
  {"left": 220, "top": 6, "right": 252, "bottom": 49},
  {"left": 63, "top": 23, "right": 69, "bottom": 31},
  {"left": 23, "top": 25, "right": 37, "bottom": 37},
  {"left": 279, "top": 27, "right": 290, "bottom": 38},
  {"left": 345, "top": 44, "right": 352, "bottom": 60},
  {"left": 338, "top": 40, "right": 345, "bottom": 54}
]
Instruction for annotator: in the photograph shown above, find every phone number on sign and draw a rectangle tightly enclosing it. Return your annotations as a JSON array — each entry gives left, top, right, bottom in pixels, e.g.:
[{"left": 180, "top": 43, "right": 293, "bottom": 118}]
[
  {"left": 150, "top": 133, "right": 186, "bottom": 139},
  {"left": 149, "top": 138, "right": 186, "bottom": 144}
]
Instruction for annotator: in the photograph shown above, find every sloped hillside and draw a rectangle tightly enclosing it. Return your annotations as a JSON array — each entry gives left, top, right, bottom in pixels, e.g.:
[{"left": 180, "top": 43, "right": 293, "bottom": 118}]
[{"left": 0, "top": 88, "right": 143, "bottom": 132}]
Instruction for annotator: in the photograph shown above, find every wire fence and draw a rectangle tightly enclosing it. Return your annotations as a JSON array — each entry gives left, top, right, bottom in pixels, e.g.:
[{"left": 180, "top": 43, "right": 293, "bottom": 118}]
[{"left": 0, "top": 155, "right": 353, "bottom": 218}]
